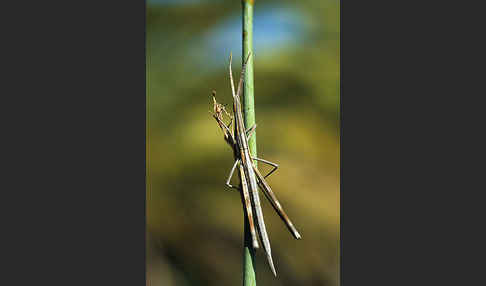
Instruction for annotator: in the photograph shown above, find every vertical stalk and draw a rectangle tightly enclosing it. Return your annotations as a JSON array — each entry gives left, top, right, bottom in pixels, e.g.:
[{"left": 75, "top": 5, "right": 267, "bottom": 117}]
[{"left": 242, "top": 1, "right": 257, "bottom": 286}]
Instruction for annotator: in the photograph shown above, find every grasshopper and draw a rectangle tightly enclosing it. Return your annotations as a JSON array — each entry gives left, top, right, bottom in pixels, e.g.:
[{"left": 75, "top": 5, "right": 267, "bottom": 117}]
[{"left": 211, "top": 53, "right": 301, "bottom": 276}]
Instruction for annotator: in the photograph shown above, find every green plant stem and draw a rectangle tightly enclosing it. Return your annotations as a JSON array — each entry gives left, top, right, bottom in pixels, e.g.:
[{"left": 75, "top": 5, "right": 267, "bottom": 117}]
[{"left": 242, "top": 1, "right": 257, "bottom": 286}]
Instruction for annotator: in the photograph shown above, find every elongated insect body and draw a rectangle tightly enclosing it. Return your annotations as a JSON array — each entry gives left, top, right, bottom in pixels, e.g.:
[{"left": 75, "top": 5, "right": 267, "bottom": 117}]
[
  {"left": 229, "top": 53, "right": 276, "bottom": 276},
  {"left": 211, "top": 53, "right": 301, "bottom": 277},
  {"left": 212, "top": 90, "right": 261, "bottom": 250}
]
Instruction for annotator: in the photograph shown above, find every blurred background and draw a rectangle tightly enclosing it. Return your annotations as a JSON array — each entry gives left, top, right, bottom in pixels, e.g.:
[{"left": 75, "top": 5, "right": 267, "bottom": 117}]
[{"left": 147, "top": 0, "right": 339, "bottom": 285}]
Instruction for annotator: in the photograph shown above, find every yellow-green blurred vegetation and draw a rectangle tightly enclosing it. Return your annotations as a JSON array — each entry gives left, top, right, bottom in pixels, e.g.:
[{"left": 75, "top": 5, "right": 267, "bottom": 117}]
[{"left": 147, "top": 0, "right": 339, "bottom": 285}]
